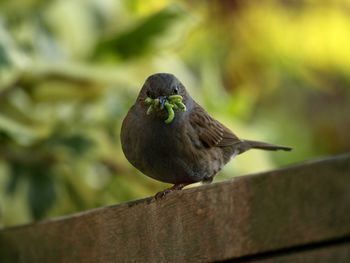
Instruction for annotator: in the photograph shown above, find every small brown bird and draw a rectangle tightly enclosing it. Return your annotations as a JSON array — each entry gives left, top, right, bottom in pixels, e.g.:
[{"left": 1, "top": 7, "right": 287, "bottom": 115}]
[{"left": 121, "top": 73, "right": 291, "bottom": 199}]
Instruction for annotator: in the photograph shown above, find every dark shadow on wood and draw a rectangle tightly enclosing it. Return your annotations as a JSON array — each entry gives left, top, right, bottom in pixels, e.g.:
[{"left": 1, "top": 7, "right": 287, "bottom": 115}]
[{"left": 225, "top": 235, "right": 350, "bottom": 262}]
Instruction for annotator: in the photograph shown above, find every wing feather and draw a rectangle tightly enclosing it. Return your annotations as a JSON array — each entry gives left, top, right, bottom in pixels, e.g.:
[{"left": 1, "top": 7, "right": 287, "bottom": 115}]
[{"left": 189, "top": 103, "right": 240, "bottom": 148}]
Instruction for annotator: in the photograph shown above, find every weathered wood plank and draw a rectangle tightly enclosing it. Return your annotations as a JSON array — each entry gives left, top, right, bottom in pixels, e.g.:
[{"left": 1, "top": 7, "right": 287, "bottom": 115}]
[
  {"left": 0, "top": 154, "right": 350, "bottom": 263},
  {"left": 241, "top": 241, "right": 350, "bottom": 263}
]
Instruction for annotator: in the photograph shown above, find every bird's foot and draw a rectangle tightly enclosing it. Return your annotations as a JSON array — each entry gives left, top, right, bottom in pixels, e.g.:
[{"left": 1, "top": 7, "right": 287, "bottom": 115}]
[{"left": 154, "top": 183, "right": 188, "bottom": 200}]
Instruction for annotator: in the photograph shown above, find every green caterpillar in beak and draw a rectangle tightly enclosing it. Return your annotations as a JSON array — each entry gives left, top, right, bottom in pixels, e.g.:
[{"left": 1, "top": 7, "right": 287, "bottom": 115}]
[{"left": 145, "top": 95, "right": 187, "bottom": 124}]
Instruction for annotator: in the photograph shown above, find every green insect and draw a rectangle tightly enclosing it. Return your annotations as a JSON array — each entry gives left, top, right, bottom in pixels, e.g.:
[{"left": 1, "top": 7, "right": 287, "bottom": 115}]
[{"left": 145, "top": 95, "right": 187, "bottom": 124}]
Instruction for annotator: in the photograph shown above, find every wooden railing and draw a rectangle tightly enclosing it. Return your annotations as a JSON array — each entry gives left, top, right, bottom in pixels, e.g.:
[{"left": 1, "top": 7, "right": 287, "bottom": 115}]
[{"left": 0, "top": 154, "right": 350, "bottom": 262}]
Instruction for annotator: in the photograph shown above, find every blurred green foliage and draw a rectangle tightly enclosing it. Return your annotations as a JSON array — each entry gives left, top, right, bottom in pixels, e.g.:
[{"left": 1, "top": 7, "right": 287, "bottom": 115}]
[{"left": 0, "top": 0, "right": 349, "bottom": 227}]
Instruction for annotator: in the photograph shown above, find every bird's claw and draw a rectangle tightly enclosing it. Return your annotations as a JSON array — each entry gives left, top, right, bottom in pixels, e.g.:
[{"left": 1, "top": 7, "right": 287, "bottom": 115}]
[
  {"left": 154, "top": 183, "right": 188, "bottom": 200},
  {"left": 154, "top": 189, "right": 173, "bottom": 200}
]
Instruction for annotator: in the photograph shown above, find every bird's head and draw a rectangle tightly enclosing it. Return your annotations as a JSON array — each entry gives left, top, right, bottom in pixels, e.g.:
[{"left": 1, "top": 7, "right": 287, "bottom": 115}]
[{"left": 137, "top": 73, "right": 191, "bottom": 124}]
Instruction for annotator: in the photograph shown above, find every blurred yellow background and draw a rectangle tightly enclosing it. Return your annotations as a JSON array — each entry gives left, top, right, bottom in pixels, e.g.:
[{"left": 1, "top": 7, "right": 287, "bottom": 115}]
[{"left": 0, "top": 0, "right": 349, "bottom": 227}]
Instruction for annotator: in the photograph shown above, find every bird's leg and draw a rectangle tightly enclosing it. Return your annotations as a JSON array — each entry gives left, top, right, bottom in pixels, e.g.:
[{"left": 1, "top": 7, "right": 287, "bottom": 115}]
[{"left": 154, "top": 183, "right": 189, "bottom": 200}]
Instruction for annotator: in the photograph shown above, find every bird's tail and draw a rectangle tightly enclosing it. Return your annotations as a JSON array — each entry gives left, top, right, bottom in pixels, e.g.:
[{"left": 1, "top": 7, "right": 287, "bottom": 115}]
[{"left": 243, "top": 140, "right": 292, "bottom": 152}]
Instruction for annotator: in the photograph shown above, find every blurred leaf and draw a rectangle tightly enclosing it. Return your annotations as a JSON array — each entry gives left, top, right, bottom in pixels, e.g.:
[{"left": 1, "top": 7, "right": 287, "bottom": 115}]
[
  {"left": 27, "top": 169, "right": 56, "bottom": 220},
  {"left": 95, "top": 5, "right": 184, "bottom": 59},
  {"left": 0, "top": 114, "right": 47, "bottom": 144},
  {"left": 6, "top": 164, "right": 23, "bottom": 195},
  {"left": 64, "top": 178, "right": 87, "bottom": 210},
  {"left": 0, "top": 43, "right": 11, "bottom": 68},
  {"left": 46, "top": 134, "right": 94, "bottom": 155}
]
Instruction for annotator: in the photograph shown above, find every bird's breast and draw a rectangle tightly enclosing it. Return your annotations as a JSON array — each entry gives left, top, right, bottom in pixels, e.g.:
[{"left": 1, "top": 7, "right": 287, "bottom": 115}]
[{"left": 121, "top": 108, "right": 230, "bottom": 184}]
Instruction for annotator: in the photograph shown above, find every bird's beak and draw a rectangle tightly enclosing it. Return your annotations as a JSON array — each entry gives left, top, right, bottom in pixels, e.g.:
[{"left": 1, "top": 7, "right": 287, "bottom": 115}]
[{"left": 159, "top": 96, "right": 168, "bottom": 110}]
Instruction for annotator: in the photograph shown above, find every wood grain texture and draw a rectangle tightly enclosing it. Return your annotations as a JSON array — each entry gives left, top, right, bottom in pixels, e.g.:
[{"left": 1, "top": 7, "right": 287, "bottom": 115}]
[
  {"left": 0, "top": 154, "right": 350, "bottom": 263},
  {"left": 242, "top": 241, "right": 350, "bottom": 263}
]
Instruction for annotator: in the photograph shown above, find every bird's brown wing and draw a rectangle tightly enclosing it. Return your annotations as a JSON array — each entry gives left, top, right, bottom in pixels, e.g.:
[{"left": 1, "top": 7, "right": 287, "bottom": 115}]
[{"left": 189, "top": 103, "right": 240, "bottom": 148}]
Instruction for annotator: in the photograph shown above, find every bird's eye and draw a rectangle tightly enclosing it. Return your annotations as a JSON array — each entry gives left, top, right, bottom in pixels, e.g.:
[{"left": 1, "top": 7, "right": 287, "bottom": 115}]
[
  {"left": 173, "top": 86, "right": 179, "bottom": 94},
  {"left": 146, "top": 91, "right": 151, "bottom": 97}
]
